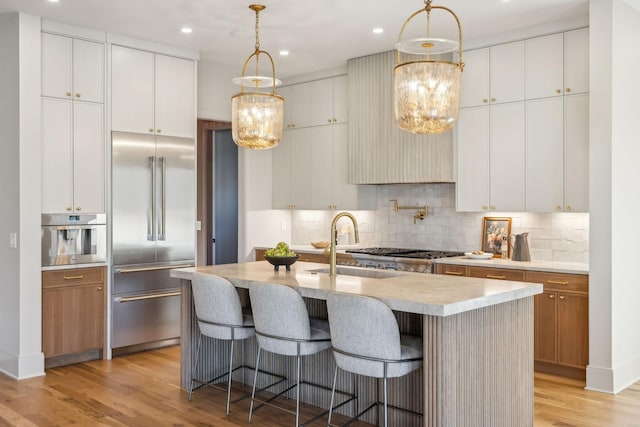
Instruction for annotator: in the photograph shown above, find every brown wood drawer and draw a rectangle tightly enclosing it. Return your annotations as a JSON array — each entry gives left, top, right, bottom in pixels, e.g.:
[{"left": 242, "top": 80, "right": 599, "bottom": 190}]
[
  {"left": 43, "top": 267, "right": 105, "bottom": 288},
  {"left": 525, "top": 271, "right": 588, "bottom": 293},
  {"left": 255, "top": 249, "right": 266, "bottom": 261},
  {"left": 298, "top": 253, "right": 328, "bottom": 263},
  {"left": 468, "top": 266, "right": 525, "bottom": 282},
  {"left": 437, "top": 264, "right": 468, "bottom": 276}
]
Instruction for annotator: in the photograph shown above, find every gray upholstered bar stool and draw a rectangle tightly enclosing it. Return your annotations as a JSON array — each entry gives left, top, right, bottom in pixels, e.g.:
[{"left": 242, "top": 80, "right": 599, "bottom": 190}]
[
  {"left": 189, "top": 274, "right": 283, "bottom": 415},
  {"left": 248, "top": 282, "right": 351, "bottom": 426},
  {"left": 326, "top": 292, "right": 423, "bottom": 427}
]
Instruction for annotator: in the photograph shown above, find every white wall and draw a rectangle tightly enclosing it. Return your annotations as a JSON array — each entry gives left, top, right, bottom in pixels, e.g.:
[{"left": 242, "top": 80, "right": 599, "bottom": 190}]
[
  {"left": 587, "top": 0, "right": 640, "bottom": 393},
  {"left": 0, "top": 12, "right": 44, "bottom": 379},
  {"left": 197, "top": 59, "right": 237, "bottom": 122}
]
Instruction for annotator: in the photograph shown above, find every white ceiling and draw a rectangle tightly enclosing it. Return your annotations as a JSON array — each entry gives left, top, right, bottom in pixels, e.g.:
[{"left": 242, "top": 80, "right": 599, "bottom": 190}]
[{"left": 0, "top": 0, "right": 588, "bottom": 78}]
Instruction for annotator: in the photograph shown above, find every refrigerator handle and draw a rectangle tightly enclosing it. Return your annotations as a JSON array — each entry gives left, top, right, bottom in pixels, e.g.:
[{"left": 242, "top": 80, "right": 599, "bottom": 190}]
[
  {"left": 148, "top": 156, "right": 156, "bottom": 241},
  {"left": 158, "top": 156, "right": 166, "bottom": 241}
]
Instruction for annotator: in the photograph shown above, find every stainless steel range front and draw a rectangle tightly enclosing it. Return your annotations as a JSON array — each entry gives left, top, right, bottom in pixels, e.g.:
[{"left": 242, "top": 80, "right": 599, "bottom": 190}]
[{"left": 343, "top": 247, "right": 463, "bottom": 273}]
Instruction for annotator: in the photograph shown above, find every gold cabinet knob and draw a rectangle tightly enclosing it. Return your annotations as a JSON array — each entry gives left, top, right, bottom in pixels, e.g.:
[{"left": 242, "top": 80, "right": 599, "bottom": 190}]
[
  {"left": 66, "top": 207, "right": 72, "bottom": 211},
  {"left": 549, "top": 294, "right": 555, "bottom": 299},
  {"left": 556, "top": 205, "right": 562, "bottom": 211},
  {"left": 556, "top": 89, "right": 561, "bottom": 94},
  {"left": 482, "top": 205, "right": 488, "bottom": 210},
  {"left": 490, "top": 97, "right": 496, "bottom": 102},
  {"left": 75, "top": 93, "right": 81, "bottom": 98},
  {"left": 566, "top": 205, "right": 571, "bottom": 211},
  {"left": 157, "top": 129, "right": 162, "bottom": 133},
  {"left": 66, "top": 92, "right": 72, "bottom": 97},
  {"left": 559, "top": 295, "right": 565, "bottom": 301},
  {"left": 76, "top": 207, "right": 81, "bottom": 211},
  {"left": 482, "top": 98, "right": 488, "bottom": 103},
  {"left": 97, "top": 286, "right": 102, "bottom": 291},
  {"left": 490, "top": 205, "right": 496, "bottom": 210},
  {"left": 333, "top": 118, "right": 337, "bottom": 123},
  {"left": 566, "top": 88, "right": 572, "bottom": 93},
  {"left": 149, "top": 128, "right": 154, "bottom": 133},
  {"left": 327, "top": 119, "right": 332, "bottom": 123},
  {"left": 292, "top": 124, "right": 296, "bottom": 128}
]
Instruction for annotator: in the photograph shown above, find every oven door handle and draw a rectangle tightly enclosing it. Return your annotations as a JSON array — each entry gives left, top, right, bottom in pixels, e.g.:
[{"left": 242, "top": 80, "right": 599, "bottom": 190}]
[
  {"left": 117, "top": 291, "right": 181, "bottom": 303},
  {"left": 115, "top": 264, "right": 194, "bottom": 274}
]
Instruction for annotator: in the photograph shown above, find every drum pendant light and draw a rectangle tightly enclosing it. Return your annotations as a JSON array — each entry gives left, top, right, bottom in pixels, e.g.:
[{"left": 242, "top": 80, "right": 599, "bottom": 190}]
[
  {"left": 394, "top": 0, "right": 464, "bottom": 134},
  {"left": 231, "top": 4, "right": 284, "bottom": 149}
]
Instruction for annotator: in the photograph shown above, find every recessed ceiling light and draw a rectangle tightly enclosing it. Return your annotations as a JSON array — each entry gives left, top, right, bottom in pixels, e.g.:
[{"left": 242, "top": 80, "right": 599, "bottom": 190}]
[
  {"left": 279, "top": 50, "right": 289, "bottom": 56},
  {"left": 181, "top": 27, "right": 193, "bottom": 34},
  {"left": 372, "top": 27, "right": 384, "bottom": 34},
  {"left": 47, "top": 0, "right": 60, "bottom": 3}
]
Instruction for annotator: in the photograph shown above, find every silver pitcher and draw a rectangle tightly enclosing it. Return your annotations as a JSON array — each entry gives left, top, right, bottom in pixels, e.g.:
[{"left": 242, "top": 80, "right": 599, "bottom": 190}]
[{"left": 510, "top": 232, "right": 531, "bottom": 261}]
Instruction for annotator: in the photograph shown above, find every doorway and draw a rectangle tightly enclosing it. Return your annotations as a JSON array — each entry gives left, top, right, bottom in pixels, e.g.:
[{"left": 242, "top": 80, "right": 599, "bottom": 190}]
[{"left": 196, "top": 119, "right": 237, "bottom": 266}]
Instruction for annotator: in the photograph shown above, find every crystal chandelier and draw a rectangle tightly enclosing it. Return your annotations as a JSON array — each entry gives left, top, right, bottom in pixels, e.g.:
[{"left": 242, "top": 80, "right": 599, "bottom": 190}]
[
  {"left": 394, "top": 0, "right": 463, "bottom": 134},
  {"left": 231, "top": 4, "right": 284, "bottom": 149}
]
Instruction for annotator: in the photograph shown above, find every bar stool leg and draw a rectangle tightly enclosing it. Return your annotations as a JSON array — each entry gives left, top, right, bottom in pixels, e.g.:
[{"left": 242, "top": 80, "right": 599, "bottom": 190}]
[
  {"left": 226, "top": 339, "right": 235, "bottom": 416},
  {"left": 248, "top": 347, "right": 262, "bottom": 423},
  {"left": 188, "top": 334, "right": 202, "bottom": 401},
  {"left": 327, "top": 365, "right": 339, "bottom": 426},
  {"left": 295, "top": 353, "right": 301, "bottom": 427},
  {"left": 383, "top": 363, "right": 388, "bottom": 427}
]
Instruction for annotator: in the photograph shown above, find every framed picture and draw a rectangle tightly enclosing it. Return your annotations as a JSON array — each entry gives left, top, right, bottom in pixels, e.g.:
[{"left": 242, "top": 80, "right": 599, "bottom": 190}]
[{"left": 482, "top": 217, "right": 512, "bottom": 258}]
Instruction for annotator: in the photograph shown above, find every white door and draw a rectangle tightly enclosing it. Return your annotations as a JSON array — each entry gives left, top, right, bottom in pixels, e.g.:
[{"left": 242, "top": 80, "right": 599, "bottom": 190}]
[
  {"left": 564, "top": 94, "right": 589, "bottom": 212},
  {"left": 290, "top": 127, "right": 314, "bottom": 208},
  {"left": 41, "top": 33, "right": 72, "bottom": 100},
  {"left": 564, "top": 28, "right": 589, "bottom": 95},
  {"left": 456, "top": 106, "right": 490, "bottom": 212},
  {"left": 526, "top": 97, "right": 564, "bottom": 212},
  {"left": 526, "top": 33, "right": 564, "bottom": 100},
  {"left": 460, "top": 48, "right": 489, "bottom": 108},
  {"left": 111, "top": 45, "right": 155, "bottom": 134},
  {"left": 332, "top": 75, "right": 348, "bottom": 124},
  {"left": 73, "top": 102, "right": 105, "bottom": 213},
  {"left": 42, "top": 97, "right": 73, "bottom": 213},
  {"left": 310, "top": 78, "right": 334, "bottom": 127},
  {"left": 154, "top": 54, "right": 195, "bottom": 138},
  {"left": 291, "top": 82, "right": 313, "bottom": 128},
  {"left": 73, "top": 39, "right": 104, "bottom": 103},
  {"left": 490, "top": 41, "right": 525, "bottom": 104},
  {"left": 489, "top": 102, "right": 525, "bottom": 211}
]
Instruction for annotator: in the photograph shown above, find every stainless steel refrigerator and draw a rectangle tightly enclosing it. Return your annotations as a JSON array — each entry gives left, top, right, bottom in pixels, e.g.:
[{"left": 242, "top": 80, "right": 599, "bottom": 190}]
[{"left": 111, "top": 131, "right": 195, "bottom": 352}]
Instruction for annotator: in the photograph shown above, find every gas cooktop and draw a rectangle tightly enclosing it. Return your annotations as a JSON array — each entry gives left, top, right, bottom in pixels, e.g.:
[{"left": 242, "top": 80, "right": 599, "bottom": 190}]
[{"left": 345, "top": 247, "right": 464, "bottom": 260}]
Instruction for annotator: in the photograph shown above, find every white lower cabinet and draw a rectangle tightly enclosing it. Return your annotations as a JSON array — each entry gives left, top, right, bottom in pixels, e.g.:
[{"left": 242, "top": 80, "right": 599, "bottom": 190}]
[
  {"left": 526, "top": 94, "right": 589, "bottom": 212},
  {"left": 273, "top": 124, "right": 375, "bottom": 210},
  {"left": 456, "top": 103, "right": 525, "bottom": 212},
  {"left": 42, "top": 98, "right": 104, "bottom": 213}
]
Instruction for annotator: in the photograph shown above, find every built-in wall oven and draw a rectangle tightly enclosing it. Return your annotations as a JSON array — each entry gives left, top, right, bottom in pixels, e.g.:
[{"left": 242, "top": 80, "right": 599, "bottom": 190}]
[{"left": 41, "top": 214, "right": 107, "bottom": 266}]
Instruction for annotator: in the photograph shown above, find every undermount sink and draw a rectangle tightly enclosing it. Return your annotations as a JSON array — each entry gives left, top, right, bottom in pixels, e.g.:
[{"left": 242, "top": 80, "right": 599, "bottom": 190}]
[{"left": 306, "top": 266, "right": 402, "bottom": 279}]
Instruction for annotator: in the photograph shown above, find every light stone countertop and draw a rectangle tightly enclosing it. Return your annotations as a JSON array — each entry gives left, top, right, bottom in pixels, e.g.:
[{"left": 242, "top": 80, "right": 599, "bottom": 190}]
[
  {"left": 42, "top": 262, "right": 108, "bottom": 271},
  {"left": 171, "top": 260, "right": 542, "bottom": 317},
  {"left": 434, "top": 256, "right": 589, "bottom": 275},
  {"left": 256, "top": 244, "right": 359, "bottom": 255}
]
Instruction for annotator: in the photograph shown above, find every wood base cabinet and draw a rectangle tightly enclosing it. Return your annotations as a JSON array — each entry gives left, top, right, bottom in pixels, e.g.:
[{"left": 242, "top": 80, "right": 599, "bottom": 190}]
[
  {"left": 42, "top": 267, "right": 106, "bottom": 365},
  {"left": 436, "top": 263, "right": 588, "bottom": 379}
]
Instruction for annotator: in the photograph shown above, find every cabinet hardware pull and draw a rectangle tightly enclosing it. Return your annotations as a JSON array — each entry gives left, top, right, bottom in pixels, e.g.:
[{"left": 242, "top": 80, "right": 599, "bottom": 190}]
[
  {"left": 157, "top": 129, "right": 162, "bottom": 133},
  {"left": 333, "top": 118, "right": 337, "bottom": 122},
  {"left": 566, "top": 205, "right": 571, "bottom": 211},
  {"left": 482, "top": 205, "right": 488, "bottom": 210},
  {"left": 490, "top": 205, "right": 496, "bottom": 210},
  {"left": 566, "top": 88, "right": 572, "bottom": 93},
  {"left": 66, "top": 92, "right": 72, "bottom": 97},
  {"left": 486, "top": 274, "right": 506, "bottom": 280},
  {"left": 66, "top": 207, "right": 72, "bottom": 211},
  {"left": 63, "top": 275, "right": 84, "bottom": 280},
  {"left": 546, "top": 280, "right": 569, "bottom": 285},
  {"left": 556, "top": 205, "right": 562, "bottom": 211},
  {"left": 75, "top": 93, "right": 81, "bottom": 98},
  {"left": 556, "top": 89, "right": 561, "bottom": 94},
  {"left": 482, "top": 98, "right": 488, "bottom": 103},
  {"left": 149, "top": 128, "right": 154, "bottom": 133},
  {"left": 490, "top": 97, "right": 496, "bottom": 102},
  {"left": 549, "top": 294, "right": 555, "bottom": 299},
  {"left": 118, "top": 291, "right": 181, "bottom": 303},
  {"left": 97, "top": 287, "right": 102, "bottom": 290},
  {"left": 76, "top": 207, "right": 81, "bottom": 211},
  {"left": 445, "top": 271, "right": 463, "bottom": 276},
  {"left": 117, "top": 264, "right": 194, "bottom": 274},
  {"left": 559, "top": 295, "right": 565, "bottom": 301},
  {"left": 327, "top": 119, "right": 332, "bottom": 123}
]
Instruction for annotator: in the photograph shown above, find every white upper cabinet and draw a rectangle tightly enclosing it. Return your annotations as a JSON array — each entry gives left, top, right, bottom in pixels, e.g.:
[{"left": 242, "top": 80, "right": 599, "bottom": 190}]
[
  {"left": 456, "top": 103, "right": 525, "bottom": 212},
  {"left": 460, "top": 41, "right": 524, "bottom": 108},
  {"left": 281, "top": 83, "right": 312, "bottom": 129},
  {"left": 526, "top": 28, "right": 589, "bottom": 100},
  {"left": 111, "top": 46, "right": 154, "bottom": 134},
  {"left": 563, "top": 94, "right": 589, "bottom": 212},
  {"left": 42, "top": 98, "right": 104, "bottom": 214},
  {"left": 564, "top": 28, "right": 589, "bottom": 95},
  {"left": 42, "top": 33, "right": 104, "bottom": 103},
  {"left": 111, "top": 45, "right": 195, "bottom": 138},
  {"left": 282, "top": 75, "right": 346, "bottom": 129}
]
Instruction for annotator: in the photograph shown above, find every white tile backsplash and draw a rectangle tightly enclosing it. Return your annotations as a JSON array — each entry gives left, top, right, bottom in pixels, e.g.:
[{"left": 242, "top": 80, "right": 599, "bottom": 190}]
[{"left": 290, "top": 184, "right": 589, "bottom": 263}]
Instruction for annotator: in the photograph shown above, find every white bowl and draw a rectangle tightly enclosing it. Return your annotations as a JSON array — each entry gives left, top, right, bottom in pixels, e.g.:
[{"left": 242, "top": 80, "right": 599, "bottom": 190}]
[{"left": 464, "top": 252, "right": 494, "bottom": 260}]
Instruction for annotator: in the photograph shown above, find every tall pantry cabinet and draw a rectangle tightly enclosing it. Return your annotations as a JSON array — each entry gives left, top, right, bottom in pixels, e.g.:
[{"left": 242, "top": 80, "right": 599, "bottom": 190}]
[{"left": 41, "top": 32, "right": 105, "bottom": 214}]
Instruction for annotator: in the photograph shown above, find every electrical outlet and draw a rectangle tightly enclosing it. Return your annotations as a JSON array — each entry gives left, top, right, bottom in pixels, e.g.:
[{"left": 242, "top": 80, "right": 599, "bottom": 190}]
[{"left": 9, "top": 232, "right": 17, "bottom": 249}]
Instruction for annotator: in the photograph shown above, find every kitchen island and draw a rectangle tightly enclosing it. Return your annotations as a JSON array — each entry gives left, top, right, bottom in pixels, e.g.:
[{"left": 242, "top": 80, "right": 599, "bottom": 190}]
[{"left": 171, "top": 261, "right": 542, "bottom": 427}]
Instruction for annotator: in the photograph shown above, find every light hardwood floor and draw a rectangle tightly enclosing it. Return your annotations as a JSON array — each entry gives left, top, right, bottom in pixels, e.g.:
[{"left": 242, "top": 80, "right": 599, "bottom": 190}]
[{"left": 0, "top": 346, "right": 639, "bottom": 426}]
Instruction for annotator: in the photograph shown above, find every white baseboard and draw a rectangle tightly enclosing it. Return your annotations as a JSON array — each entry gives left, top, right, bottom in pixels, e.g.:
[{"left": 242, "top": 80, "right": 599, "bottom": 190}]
[
  {"left": 587, "top": 353, "right": 640, "bottom": 394},
  {"left": 0, "top": 349, "right": 44, "bottom": 379}
]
